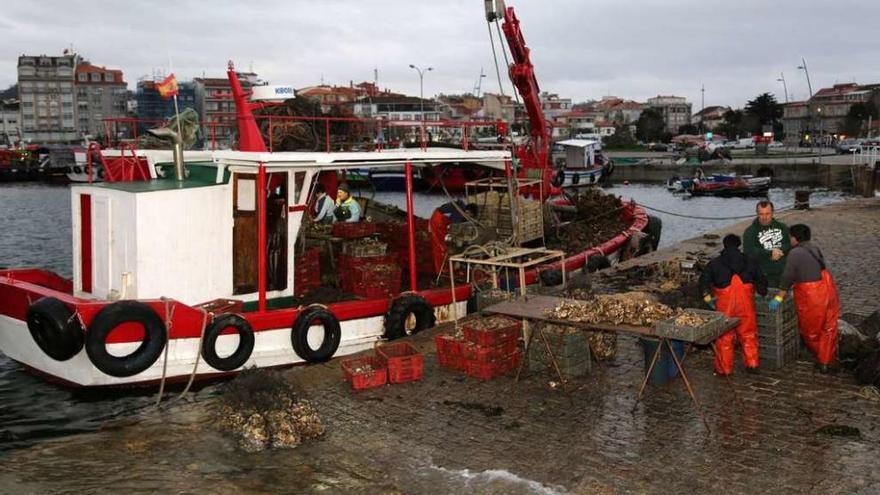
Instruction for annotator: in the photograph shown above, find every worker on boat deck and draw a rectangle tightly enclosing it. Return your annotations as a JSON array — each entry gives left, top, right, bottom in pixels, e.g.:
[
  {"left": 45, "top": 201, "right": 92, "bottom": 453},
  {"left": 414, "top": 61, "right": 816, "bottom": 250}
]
[
  {"left": 770, "top": 224, "right": 840, "bottom": 373},
  {"left": 313, "top": 184, "right": 335, "bottom": 224},
  {"left": 333, "top": 183, "right": 361, "bottom": 223},
  {"left": 743, "top": 200, "right": 790, "bottom": 288},
  {"left": 700, "top": 233, "right": 768, "bottom": 375}
]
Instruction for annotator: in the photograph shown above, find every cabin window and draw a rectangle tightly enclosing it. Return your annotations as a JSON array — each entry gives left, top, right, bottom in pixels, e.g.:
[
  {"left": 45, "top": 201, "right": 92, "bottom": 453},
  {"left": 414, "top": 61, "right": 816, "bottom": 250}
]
[
  {"left": 236, "top": 178, "right": 255, "bottom": 211},
  {"left": 292, "top": 171, "right": 307, "bottom": 204}
]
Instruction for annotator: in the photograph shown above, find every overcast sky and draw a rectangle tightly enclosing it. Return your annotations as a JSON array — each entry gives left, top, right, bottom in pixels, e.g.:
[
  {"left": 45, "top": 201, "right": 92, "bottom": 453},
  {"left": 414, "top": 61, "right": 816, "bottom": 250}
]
[{"left": 3, "top": 0, "right": 878, "bottom": 109}]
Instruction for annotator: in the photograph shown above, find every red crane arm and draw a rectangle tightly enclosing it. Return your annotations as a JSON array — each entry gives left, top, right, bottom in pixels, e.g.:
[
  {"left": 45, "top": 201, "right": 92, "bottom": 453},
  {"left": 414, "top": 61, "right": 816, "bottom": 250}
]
[{"left": 485, "top": 1, "right": 552, "bottom": 188}]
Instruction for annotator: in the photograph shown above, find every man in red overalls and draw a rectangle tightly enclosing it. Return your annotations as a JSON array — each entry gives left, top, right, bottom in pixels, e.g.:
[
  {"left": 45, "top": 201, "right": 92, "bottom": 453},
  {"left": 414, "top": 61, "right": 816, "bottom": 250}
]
[
  {"left": 700, "top": 234, "right": 768, "bottom": 375},
  {"left": 769, "top": 224, "right": 840, "bottom": 373}
]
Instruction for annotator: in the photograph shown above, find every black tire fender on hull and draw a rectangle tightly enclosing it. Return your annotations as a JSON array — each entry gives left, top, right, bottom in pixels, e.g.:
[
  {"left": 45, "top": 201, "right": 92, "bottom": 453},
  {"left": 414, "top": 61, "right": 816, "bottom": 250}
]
[
  {"left": 26, "top": 297, "right": 84, "bottom": 361},
  {"left": 384, "top": 295, "right": 437, "bottom": 340},
  {"left": 85, "top": 301, "right": 167, "bottom": 378},
  {"left": 291, "top": 306, "right": 341, "bottom": 363},
  {"left": 585, "top": 254, "right": 611, "bottom": 273},
  {"left": 201, "top": 314, "right": 255, "bottom": 371}
]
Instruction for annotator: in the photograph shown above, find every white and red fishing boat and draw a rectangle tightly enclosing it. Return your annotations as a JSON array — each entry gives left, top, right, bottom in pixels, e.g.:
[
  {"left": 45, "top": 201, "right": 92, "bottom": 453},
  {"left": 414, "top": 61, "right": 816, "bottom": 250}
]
[{"left": 0, "top": 1, "right": 652, "bottom": 387}]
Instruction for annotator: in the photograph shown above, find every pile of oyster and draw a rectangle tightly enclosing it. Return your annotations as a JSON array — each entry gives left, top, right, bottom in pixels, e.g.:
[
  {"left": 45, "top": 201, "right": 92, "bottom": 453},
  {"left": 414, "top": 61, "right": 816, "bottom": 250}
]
[
  {"left": 216, "top": 369, "right": 325, "bottom": 452},
  {"left": 344, "top": 238, "right": 387, "bottom": 257},
  {"left": 671, "top": 311, "right": 711, "bottom": 328},
  {"left": 546, "top": 292, "right": 677, "bottom": 327}
]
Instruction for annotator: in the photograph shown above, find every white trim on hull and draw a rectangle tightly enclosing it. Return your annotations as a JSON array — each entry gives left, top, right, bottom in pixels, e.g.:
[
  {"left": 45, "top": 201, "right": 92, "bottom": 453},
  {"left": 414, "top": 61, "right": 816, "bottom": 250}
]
[{"left": 0, "top": 302, "right": 466, "bottom": 387}]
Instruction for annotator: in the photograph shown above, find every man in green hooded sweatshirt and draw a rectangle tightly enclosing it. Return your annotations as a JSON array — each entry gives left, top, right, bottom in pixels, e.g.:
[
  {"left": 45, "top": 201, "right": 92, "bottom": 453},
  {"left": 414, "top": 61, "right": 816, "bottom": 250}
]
[{"left": 743, "top": 200, "right": 790, "bottom": 287}]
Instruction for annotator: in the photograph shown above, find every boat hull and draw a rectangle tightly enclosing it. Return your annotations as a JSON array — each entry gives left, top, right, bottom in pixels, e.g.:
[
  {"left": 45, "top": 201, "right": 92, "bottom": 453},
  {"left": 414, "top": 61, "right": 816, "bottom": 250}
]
[{"left": 0, "top": 293, "right": 465, "bottom": 388}]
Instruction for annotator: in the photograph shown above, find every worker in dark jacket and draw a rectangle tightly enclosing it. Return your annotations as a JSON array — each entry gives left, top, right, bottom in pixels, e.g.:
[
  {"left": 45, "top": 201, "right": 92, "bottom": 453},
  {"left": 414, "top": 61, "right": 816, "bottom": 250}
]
[
  {"left": 769, "top": 224, "right": 840, "bottom": 373},
  {"left": 743, "top": 200, "right": 790, "bottom": 287},
  {"left": 700, "top": 234, "right": 768, "bottom": 375}
]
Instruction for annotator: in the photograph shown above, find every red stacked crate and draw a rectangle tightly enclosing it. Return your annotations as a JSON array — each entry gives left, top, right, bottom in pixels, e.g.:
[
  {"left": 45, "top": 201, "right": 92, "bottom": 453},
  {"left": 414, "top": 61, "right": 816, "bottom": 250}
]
[
  {"left": 351, "top": 263, "right": 401, "bottom": 299},
  {"left": 435, "top": 334, "right": 467, "bottom": 371},
  {"left": 376, "top": 342, "right": 424, "bottom": 384},
  {"left": 380, "top": 220, "right": 435, "bottom": 276},
  {"left": 331, "top": 222, "right": 378, "bottom": 239},
  {"left": 294, "top": 247, "right": 321, "bottom": 297},
  {"left": 461, "top": 315, "right": 522, "bottom": 380},
  {"left": 340, "top": 355, "right": 387, "bottom": 390},
  {"left": 337, "top": 253, "right": 395, "bottom": 292}
]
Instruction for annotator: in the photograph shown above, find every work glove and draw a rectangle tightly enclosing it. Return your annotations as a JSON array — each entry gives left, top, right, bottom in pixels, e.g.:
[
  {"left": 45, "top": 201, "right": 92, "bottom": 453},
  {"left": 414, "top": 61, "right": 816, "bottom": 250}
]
[
  {"left": 703, "top": 294, "right": 716, "bottom": 310},
  {"left": 768, "top": 295, "right": 783, "bottom": 312}
]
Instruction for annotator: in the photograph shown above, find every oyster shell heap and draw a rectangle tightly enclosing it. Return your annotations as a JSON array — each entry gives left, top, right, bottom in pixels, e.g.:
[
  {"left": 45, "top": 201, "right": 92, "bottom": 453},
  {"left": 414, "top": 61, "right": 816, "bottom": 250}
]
[
  {"left": 216, "top": 369, "right": 325, "bottom": 452},
  {"left": 466, "top": 314, "right": 519, "bottom": 331},
  {"left": 545, "top": 292, "right": 677, "bottom": 327},
  {"left": 671, "top": 311, "right": 710, "bottom": 328}
]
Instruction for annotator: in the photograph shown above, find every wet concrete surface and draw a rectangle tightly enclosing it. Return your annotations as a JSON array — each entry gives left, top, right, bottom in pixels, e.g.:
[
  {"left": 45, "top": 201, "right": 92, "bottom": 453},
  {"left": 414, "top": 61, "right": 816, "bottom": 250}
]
[{"left": 1, "top": 197, "right": 879, "bottom": 494}]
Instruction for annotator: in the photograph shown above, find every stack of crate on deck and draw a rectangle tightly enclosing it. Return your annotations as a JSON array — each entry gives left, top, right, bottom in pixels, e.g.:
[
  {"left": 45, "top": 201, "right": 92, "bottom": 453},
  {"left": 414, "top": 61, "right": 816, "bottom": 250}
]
[
  {"left": 754, "top": 292, "right": 799, "bottom": 369},
  {"left": 468, "top": 191, "right": 543, "bottom": 244},
  {"left": 294, "top": 247, "right": 321, "bottom": 297},
  {"left": 377, "top": 220, "right": 434, "bottom": 275},
  {"left": 338, "top": 240, "right": 401, "bottom": 299},
  {"left": 528, "top": 324, "right": 592, "bottom": 378},
  {"left": 351, "top": 263, "right": 402, "bottom": 298},
  {"left": 435, "top": 315, "right": 522, "bottom": 380}
]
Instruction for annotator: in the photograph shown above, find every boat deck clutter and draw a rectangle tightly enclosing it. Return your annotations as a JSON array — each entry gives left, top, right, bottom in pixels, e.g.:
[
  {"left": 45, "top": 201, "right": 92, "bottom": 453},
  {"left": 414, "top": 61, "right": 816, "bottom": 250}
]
[
  {"left": 216, "top": 369, "right": 324, "bottom": 452},
  {"left": 546, "top": 189, "right": 629, "bottom": 253}
]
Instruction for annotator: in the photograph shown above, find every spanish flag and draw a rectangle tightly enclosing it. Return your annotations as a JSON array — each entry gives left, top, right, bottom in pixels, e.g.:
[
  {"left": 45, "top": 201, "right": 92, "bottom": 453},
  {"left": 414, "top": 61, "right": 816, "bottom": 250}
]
[{"left": 156, "top": 73, "right": 179, "bottom": 99}]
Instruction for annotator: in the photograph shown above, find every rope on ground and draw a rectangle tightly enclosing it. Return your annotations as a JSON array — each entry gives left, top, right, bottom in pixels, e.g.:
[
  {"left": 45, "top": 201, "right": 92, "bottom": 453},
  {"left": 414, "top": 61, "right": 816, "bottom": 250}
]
[
  {"left": 636, "top": 202, "right": 794, "bottom": 221},
  {"left": 853, "top": 385, "right": 880, "bottom": 401}
]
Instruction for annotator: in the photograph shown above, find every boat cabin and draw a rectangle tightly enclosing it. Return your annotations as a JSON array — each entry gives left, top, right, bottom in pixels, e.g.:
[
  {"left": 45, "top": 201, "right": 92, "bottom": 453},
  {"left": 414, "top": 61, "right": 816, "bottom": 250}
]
[{"left": 70, "top": 147, "right": 512, "bottom": 307}]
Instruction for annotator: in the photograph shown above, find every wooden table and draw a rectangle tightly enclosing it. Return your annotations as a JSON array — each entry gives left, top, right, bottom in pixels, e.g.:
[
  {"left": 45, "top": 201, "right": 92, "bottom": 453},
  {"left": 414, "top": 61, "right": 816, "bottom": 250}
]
[{"left": 485, "top": 295, "right": 739, "bottom": 430}]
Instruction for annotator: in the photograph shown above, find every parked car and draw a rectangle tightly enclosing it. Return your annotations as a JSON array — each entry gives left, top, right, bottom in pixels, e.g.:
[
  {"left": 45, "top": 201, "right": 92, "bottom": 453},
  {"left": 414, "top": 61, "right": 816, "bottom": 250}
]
[
  {"left": 730, "top": 138, "right": 755, "bottom": 150},
  {"left": 647, "top": 142, "right": 669, "bottom": 152},
  {"left": 768, "top": 141, "right": 784, "bottom": 149},
  {"left": 837, "top": 139, "right": 864, "bottom": 154}
]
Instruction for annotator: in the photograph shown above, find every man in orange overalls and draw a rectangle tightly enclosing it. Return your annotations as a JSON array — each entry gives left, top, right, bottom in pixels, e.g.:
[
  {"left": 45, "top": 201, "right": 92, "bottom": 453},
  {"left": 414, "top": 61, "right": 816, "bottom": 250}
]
[
  {"left": 700, "top": 234, "right": 768, "bottom": 375},
  {"left": 769, "top": 223, "right": 840, "bottom": 373}
]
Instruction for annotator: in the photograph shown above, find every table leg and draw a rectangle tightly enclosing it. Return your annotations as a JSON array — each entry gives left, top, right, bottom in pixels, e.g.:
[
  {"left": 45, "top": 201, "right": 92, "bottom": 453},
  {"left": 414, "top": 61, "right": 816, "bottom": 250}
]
[
  {"left": 666, "top": 338, "right": 711, "bottom": 431},
  {"left": 515, "top": 323, "right": 532, "bottom": 381},
  {"left": 585, "top": 332, "right": 604, "bottom": 370},
  {"left": 633, "top": 338, "right": 664, "bottom": 410},
  {"left": 538, "top": 328, "right": 566, "bottom": 386}
]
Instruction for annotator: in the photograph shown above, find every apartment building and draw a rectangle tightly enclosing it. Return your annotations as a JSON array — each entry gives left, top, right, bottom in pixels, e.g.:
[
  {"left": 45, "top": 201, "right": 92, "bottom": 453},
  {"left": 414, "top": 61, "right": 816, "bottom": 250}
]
[{"left": 646, "top": 95, "right": 692, "bottom": 133}]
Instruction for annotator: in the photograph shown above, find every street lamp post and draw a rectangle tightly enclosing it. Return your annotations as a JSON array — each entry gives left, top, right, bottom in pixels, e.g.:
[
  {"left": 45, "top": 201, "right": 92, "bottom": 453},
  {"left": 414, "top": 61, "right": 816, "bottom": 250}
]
[
  {"left": 409, "top": 64, "right": 433, "bottom": 148},
  {"left": 798, "top": 58, "right": 815, "bottom": 150},
  {"left": 777, "top": 72, "right": 789, "bottom": 103},
  {"left": 797, "top": 57, "right": 813, "bottom": 98}
]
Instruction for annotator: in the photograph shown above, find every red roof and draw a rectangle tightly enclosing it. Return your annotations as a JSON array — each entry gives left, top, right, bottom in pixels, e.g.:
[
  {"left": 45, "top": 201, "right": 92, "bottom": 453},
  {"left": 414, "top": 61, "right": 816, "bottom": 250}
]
[{"left": 75, "top": 62, "right": 125, "bottom": 84}]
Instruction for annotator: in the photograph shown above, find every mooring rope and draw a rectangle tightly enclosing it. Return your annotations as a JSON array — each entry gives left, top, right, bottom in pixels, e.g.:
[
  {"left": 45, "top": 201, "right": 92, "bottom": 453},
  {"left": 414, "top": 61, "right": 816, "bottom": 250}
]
[
  {"left": 635, "top": 202, "right": 794, "bottom": 221},
  {"left": 167, "top": 308, "right": 210, "bottom": 406},
  {"left": 154, "top": 298, "right": 175, "bottom": 408}
]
